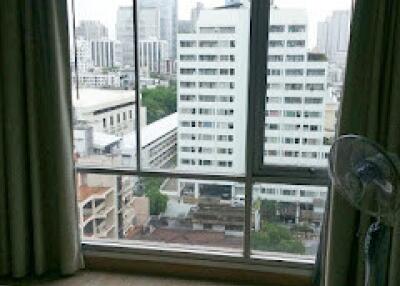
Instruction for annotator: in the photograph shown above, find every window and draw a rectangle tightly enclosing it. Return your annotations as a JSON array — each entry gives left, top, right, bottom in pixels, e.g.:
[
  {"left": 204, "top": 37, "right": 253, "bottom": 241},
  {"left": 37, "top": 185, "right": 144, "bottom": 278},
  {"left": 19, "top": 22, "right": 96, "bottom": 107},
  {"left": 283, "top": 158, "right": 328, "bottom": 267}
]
[
  {"left": 306, "top": 83, "right": 325, "bottom": 91},
  {"left": 307, "top": 69, "right": 325, "bottom": 76},
  {"left": 180, "top": 40, "right": 196, "bottom": 47},
  {"left": 288, "top": 25, "right": 306, "bottom": 32},
  {"left": 285, "top": 69, "right": 304, "bottom": 76},
  {"left": 71, "top": 0, "right": 348, "bottom": 278},
  {"left": 287, "top": 40, "right": 305, "bottom": 47},
  {"left": 286, "top": 55, "right": 305, "bottom": 62},
  {"left": 285, "top": 83, "right": 303, "bottom": 90},
  {"left": 180, "top": 54, "right": 197, "bottom": 61},
  {"left": 269, "top": 25, "right": 285, "bottom": 32},
  {"left": 269, "top": 40, "right": 284, "bottom": 47},
  {"left": 268, "top": 55, "right": 284, "bottom": 62}
]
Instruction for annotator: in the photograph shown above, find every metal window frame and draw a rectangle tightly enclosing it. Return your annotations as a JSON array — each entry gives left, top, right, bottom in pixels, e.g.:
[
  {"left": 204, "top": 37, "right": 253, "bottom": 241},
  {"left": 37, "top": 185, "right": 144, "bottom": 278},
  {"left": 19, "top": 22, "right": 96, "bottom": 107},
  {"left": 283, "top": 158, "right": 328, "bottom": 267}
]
[{"left": 74, "top": 0, "right": 328, "bottom": 277}]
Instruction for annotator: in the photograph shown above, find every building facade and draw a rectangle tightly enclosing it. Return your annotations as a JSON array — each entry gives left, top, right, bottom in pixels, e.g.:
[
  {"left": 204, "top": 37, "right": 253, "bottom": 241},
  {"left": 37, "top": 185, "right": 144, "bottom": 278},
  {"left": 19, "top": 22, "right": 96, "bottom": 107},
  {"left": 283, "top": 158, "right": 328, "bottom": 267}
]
[
  {"left": 76, "top": 20, "right": 108, "bottom": 41},
  {"left": 139, "top": 39, "right": 168, "bottom": 74},
  {"left": 90, "top": 40, "right": 122, "bottom": 68},
  {"left": 317, "top": 10, "right": 351, "bottom": 66}
]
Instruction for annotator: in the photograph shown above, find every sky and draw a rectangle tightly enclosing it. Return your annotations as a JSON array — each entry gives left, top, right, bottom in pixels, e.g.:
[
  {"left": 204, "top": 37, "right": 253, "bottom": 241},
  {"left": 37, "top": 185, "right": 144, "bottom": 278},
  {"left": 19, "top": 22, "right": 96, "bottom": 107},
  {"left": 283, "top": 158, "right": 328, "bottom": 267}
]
[{"left": 70, "top": 0, "right": 351, "bottom": 47}]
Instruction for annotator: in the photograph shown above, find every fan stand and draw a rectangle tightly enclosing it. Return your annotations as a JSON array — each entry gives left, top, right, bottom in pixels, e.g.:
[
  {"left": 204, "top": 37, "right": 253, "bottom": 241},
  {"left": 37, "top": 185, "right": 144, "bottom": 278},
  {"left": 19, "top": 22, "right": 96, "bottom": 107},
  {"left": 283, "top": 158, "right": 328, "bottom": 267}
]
[{"left": 364, "top": 218, "right": 381, "bottom": 286}]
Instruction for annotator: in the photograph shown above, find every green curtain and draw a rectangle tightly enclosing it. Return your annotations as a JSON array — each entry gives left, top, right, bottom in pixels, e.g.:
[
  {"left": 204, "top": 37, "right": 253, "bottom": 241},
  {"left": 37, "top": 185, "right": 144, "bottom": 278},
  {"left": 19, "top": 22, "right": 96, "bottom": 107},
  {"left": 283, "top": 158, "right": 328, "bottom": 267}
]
[
  {"left": 0, "top": 0, "right": 82, "bottom": 278},
  {"left": 326, "top": 0, "right": 400, "bottom": 285}
]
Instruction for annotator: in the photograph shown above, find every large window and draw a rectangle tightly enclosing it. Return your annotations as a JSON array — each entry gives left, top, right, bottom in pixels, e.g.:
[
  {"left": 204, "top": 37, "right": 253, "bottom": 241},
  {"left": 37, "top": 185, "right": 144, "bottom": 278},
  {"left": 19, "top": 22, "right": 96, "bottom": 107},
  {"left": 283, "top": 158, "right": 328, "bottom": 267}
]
[{"left": 70, "top": 0, "right": 351, "bottom": 277}]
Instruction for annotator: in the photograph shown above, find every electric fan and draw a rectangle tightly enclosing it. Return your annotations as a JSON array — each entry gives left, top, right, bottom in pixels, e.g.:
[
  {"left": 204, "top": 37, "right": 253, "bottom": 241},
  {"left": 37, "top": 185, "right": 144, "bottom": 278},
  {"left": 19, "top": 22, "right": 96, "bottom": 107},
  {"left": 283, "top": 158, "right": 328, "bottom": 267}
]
[{"left": 329, "top": 135, "right": 400, "bottom": 286}]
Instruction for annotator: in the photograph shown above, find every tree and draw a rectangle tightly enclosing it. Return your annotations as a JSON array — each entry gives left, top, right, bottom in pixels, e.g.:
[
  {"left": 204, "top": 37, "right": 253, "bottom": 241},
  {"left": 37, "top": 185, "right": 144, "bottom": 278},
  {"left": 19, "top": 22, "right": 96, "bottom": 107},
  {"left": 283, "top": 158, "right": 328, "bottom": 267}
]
[
  {"left": 251, "top": 222, "right": 306, "bottom": 254},
  {"left": 260, "top": 199, "right": 279, "bottom": 223},
  {"left": 142, "top": 177, "right": 168, "bottom": 215},
  {"left": 141, "top": 86, "right": 177, "bottom": 124}
]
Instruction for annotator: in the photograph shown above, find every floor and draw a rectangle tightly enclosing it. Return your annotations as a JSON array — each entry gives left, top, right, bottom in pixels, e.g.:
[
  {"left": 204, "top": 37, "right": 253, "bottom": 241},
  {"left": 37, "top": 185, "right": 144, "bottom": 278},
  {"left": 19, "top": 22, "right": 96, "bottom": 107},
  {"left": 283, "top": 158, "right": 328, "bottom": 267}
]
[{"left": 3, "top": 271, "right": 244, "bottom": 286}]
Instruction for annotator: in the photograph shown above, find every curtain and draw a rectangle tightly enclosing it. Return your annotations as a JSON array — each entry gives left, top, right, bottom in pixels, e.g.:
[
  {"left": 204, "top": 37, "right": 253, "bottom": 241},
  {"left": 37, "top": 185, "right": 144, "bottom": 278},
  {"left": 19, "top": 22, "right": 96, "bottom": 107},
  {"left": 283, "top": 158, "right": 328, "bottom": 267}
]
[
  {"left": 325, "top": 0, "right": 400, "bottom": 285},
  {"left": 0, "top": 0, "right": 82, "bottom": 278}
]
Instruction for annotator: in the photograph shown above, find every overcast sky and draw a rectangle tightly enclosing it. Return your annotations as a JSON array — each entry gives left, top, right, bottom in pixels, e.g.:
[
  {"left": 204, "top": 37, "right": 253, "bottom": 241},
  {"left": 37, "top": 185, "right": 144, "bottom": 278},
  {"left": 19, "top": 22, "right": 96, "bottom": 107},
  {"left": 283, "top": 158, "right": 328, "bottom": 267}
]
[{"left": 71, "top": 0, "right": 351, "bottom": 48}]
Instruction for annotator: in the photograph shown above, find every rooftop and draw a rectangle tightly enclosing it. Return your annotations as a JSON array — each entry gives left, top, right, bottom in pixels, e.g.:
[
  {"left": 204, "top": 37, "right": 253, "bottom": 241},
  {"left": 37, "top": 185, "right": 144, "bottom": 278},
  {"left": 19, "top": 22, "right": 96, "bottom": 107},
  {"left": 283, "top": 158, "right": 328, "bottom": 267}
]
[
  {"left": 78, "top": 185, "right": 111, "bottom": 202},
  {"left": 122, "top": 112, "right": 178, "bottom": 150},
  {"left": 93, "top": 132, "right": 121, "bottom": 149},
  {"left": 72, "top": 88, "right": 136, "bottom": 109}
]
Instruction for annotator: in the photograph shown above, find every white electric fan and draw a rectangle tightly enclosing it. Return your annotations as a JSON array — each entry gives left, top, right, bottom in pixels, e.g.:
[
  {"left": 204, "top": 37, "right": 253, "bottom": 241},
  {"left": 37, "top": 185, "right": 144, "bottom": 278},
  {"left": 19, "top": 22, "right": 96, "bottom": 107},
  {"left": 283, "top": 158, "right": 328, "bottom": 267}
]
[{"left": 329, "top": 135, "right": 400, "bottom": 286}]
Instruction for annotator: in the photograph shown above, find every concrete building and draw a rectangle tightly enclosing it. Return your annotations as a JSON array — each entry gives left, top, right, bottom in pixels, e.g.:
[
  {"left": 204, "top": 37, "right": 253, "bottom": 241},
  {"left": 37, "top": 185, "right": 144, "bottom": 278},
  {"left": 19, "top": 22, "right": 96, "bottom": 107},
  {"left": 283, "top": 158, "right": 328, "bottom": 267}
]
[
  {"left": 72, "top": 88, "right": 147, "bottom": 136},
  {"left": 90, "top": 40, "right": 122, "bottom": 68},
  {"left": 265, "top": 8, "right": 331, "bottom": 168},
  {"left": 120, "top": 112, "right": 178, "bottom": 169},
  {"left": 77, "top": 173, "right": 150, "bottom": 240},
  {"left": 73, "top": 39, "right": 92, "bottom": 72},
  {"left": 116, "top": 7, "right": 135, "bottom": 67},
  {"left": 76, "top": 20, "right": 108, "bottom": 41},
  {"left": 177, "top": 4, "right": 250, "bottom": 174},
  {"left": 317, "top": 10, "right": 351, "bottom": 66},
  {"left": 139, "top": 0, "right": 177, "bottom": 60},
  {"left": 139, "top": 39, "right": 168, "bottom": 74},
  {"left": 140, "top": 7, "right": 161, "bottom": 39},
  {"left": 73, "top": 72, "right": 122, "bottom": 88},
  {"left": 173, "top": 5, "right": 330, "bottom": 234}
]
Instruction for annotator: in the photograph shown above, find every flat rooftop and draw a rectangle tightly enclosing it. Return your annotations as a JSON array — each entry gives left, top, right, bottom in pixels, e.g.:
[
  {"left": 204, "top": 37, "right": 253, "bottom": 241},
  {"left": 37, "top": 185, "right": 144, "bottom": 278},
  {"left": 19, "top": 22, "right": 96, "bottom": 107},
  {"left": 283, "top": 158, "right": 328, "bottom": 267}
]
[
  {"left": 122, "top": 112, "right": 178, "bottom": 150},
  {"left": 72, "top": 88, "right": 136, "bottom": 109},
  {"left": 78, "top": 185, "right": 111, "bottom": 202}
]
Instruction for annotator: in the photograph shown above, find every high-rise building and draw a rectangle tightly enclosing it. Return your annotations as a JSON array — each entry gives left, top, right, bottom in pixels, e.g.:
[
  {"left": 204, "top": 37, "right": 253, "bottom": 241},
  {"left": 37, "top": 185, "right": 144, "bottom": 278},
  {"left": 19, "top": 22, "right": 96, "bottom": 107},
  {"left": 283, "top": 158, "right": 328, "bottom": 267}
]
[
  {"left": 138, "top": 39, "right": 168, "bottom": 74},
  {"left": 90, "top": 40, "right": 122, "bottom": 68},
  {"left": 116, "top": 7, "right": 135, "bottom": 67},
  {"left": 76, "top": 20, "right": 108, "bottom": 41},
  {"left": 139, "top": 0, "right": 177, "bottom": 60},
  {"left": 317, "top": 10, "right": 350, "bottom": 66},
  {"left": 177, "top": 5, "right": 250, "bottom": 175},
  {"left": 175, "top": 5, "right": 329, "bottom": 233},
  {"left": 264, "top": 8, "right": 330, "bottom": 168},
  {"left": 140, "top": 7, "right": 161, "bottom": 39}
]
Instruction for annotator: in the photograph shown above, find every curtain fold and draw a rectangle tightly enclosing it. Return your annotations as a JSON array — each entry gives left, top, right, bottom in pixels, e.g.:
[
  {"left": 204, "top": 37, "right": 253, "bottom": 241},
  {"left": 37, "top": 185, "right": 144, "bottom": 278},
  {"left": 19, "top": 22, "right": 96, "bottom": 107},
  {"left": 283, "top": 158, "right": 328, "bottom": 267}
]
[
  {"left": 325, "top": 0, "right": 400, "bottom": 285},
  {"left": 0, "top": 0, "right": 82, "bottom": 278}
]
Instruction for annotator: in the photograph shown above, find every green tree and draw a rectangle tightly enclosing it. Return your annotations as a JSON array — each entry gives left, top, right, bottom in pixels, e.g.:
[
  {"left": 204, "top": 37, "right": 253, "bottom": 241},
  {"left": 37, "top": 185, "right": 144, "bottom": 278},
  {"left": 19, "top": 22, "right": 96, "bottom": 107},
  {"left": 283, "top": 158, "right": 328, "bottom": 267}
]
[
  {"left": 142, "top": 177, "right": 168, "bottom": 215},
  {"left": 251, "top": 222, "right": 305, "bottom": 254},
  {"left": 141, "top": 86, "right": 177, "bottom": 124},
  {"left": 260, "top": 199, "right": 279, "bottom": 223}
]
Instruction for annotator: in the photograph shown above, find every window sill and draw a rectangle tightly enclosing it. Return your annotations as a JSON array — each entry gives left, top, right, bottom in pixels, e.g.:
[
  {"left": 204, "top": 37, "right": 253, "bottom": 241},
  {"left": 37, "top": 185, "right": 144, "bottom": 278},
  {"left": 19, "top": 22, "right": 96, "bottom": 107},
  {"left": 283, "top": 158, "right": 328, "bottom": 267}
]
[{"left": 82, "top": 241, "right": 314, "bottom": 286}]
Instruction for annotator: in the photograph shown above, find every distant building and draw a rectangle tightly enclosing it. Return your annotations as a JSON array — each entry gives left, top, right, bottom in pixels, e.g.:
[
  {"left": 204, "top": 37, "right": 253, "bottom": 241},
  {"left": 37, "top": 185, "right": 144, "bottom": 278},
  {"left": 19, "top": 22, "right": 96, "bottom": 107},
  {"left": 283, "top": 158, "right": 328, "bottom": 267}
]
[
  {"left": 76, "top": 20, "right": 108, "bottom": 41},
  {"left": 77, "top": 173, "right": 150, "bottom": 240},
  {"left": 73, "top": 72, "right": 122, "bottom": 88},
  {"left": 139, "top": 6, "right": 161, "bottom": 38},
  {"left": 90, "top": 40, "right": 122, "bottom": 68},
  {"left": 317, "top": 11, "right": 351, "bottom": 66},
  {"left": 139, "top": 0, "right": 177, "bottom": 60},
  {"left": 120, "top": 112, "right": 178, "bottom": 168},
  {"left": 138, "top": 38, "right": 168, "bottom": 74},
  {"left": 73, "top": 39, "right": 92, "bottom": 72},
  {"left": 116, "top": 7, "right": 135, "bottom": 67},
  {"left": 72, "top": 88, "right": 147, "bottom": 136}
]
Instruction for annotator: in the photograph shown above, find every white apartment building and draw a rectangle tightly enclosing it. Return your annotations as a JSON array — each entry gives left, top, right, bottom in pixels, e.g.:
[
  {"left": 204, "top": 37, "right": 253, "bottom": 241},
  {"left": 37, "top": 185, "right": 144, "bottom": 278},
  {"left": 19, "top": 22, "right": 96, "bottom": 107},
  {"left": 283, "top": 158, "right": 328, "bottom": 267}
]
[
  {"left": 174, "top": 5, "right": 329, "bottom": 230},
  {"left": 177, "top": 5, "right": 250, "bottom": 174},
  {"left": 72, "top": 88, "right": 147, "bottom": 136},
  {"left": 265, "top": 8, "right": 331, "bottom": 168},
  {"left": 139, "top": 39, "right": 168, "bottom": 74}
]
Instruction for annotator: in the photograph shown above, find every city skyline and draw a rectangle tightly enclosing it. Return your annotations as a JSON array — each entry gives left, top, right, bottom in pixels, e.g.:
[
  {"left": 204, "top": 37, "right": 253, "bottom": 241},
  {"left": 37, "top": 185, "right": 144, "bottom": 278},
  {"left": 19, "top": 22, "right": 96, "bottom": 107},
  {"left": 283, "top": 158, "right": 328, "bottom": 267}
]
[{"left": 71, "top": 0, "right": 351, "bottom": 48}]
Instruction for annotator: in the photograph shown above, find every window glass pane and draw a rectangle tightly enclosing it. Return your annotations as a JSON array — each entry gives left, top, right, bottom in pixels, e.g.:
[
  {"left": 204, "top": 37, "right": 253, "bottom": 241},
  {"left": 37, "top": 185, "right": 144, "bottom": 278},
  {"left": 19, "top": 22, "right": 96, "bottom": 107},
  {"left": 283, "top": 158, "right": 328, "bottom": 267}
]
[
  {"left": 251, "top": 183, "right": 328, "bottom": 258},
  {"left": 71, "top": 0, "right": 140, "bottom": 169},
  {"left": 139, "top": 0, "right": 250, "bottom": 175},
  {"left": 264, "top": 2, "right": 351, "bottom": 168},
  {"left": 77, "top": 173, "right": 244, "bottom": 252}
]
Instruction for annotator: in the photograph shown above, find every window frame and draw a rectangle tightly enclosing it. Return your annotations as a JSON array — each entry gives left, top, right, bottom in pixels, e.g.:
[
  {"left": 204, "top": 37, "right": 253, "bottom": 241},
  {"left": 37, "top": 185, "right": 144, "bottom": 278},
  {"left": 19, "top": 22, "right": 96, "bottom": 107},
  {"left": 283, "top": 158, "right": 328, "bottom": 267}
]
[{"left": 73, "top": 0, "right": 330, "bottom": 278}]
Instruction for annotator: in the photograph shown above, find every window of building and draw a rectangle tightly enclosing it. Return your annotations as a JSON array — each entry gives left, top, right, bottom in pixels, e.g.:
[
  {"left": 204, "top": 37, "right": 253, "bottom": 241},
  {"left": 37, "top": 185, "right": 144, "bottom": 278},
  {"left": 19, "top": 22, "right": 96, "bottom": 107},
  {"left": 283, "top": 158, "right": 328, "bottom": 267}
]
[
  {"left": 268, "top": 55, "right": 284, "bottom": 62},
  {"left": 288, "top": 25, "right": 306, "bottom": 32},
  {"left": 180, "top": 40, "right": 196, "bottom": 47},
  {"left": 269, "top": 40, "right": 284, "bottom": 47},
  {"left": 307, "top": 69, "right": 325, "bottom": 76},
  {"left": 285, "top": 69, "right": 304, "bottom": 76},
  {"left": 269, "top": 25, "right": 285, "bottom": 32},
  {"left": 286, "top": 55, "right": 305, "bottom": 62},
  {"left": 287, "top": 40, "right": 305, "bottom": 47}
]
